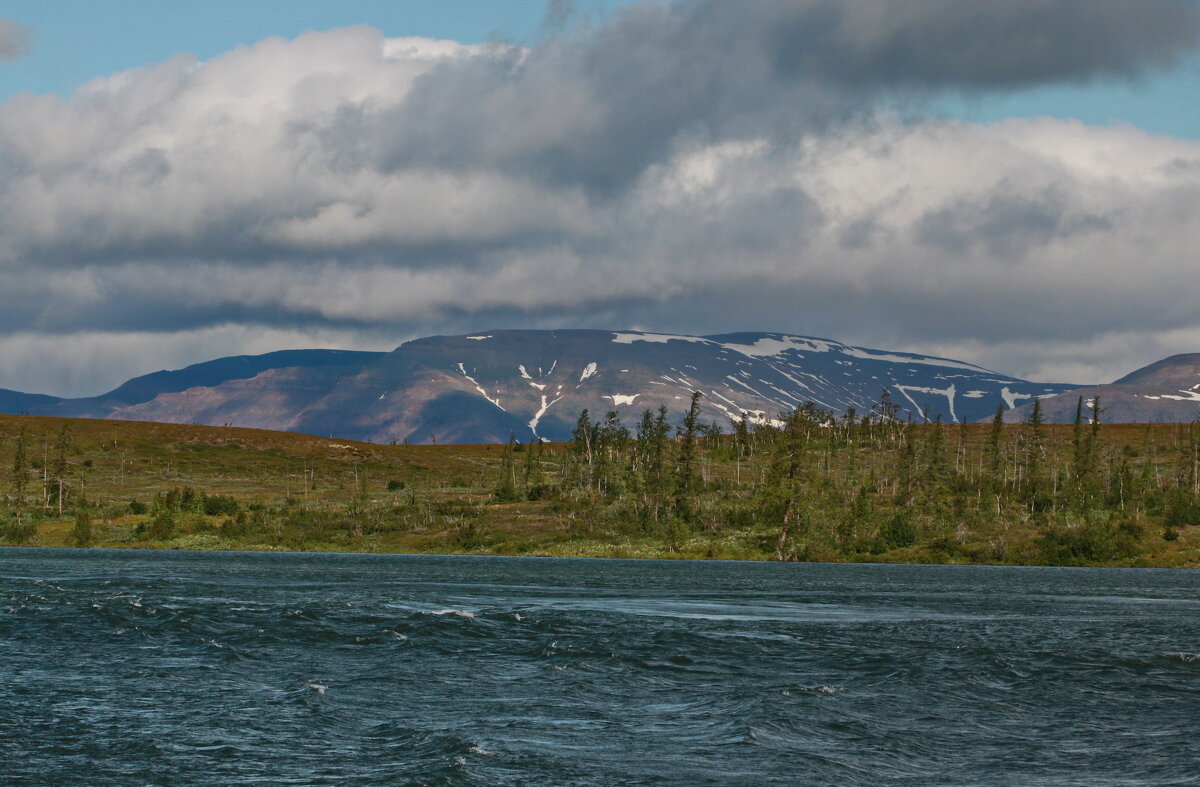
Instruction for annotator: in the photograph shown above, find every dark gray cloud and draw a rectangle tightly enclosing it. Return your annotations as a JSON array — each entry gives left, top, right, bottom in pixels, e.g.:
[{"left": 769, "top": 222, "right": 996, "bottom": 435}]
[
  {"left": 541, "top": 0, "right": 578, "bottom": 31},
  {"left": 914, "top": 185, "right": 1114, "bottom": 259},
  {"left": 0, "top": 17, "right": 32, "bottom": 61},
  {"left": 767, "top": 0, "right": 1200, "bottom": 88},
  {"left": 373, "top": 0, "right": 1200, "bottom": 194},
  {"left": 1, "top": 2, "right": 1200, "bottom": 395}
]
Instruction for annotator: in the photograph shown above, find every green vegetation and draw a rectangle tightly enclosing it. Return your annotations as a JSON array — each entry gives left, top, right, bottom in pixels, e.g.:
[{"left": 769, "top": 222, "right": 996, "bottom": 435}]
[{"left": 2, "top": 398, "right": 1200, "bottom": 566}]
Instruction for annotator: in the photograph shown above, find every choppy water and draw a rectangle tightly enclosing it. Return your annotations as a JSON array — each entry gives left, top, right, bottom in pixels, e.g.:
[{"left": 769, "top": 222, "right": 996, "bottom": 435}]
[{"left": 2, "top": 549, "right": 1198, "bottom": 786}]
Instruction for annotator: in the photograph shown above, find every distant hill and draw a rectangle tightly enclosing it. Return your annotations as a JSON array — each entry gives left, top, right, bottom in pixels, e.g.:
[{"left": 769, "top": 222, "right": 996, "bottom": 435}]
[
  {"left": 0, "top": 388, "right": 63, "bottom": 415},
  {"left": 52, "top": 349, "right": 384, "bottom": 419},
  {"left": 1006, "top": 353, "right": 1200, "bottom": 424},
  {"left": 0, "top": 330, "right": 1077, "bottom": 442}
]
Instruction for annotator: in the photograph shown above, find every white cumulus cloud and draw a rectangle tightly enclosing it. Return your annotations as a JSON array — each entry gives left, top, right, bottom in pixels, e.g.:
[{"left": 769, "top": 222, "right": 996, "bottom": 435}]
[{"left": 1, "top": 2, "right": 1199, "bottom": 395}]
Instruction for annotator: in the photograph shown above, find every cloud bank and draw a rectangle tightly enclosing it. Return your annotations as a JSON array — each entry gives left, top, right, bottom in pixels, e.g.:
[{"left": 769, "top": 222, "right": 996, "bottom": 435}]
[
  {"left": 0, "top": 17, "right": 32, "bottom": 61},
  {"left": 2, "top": 0, "right": 1200, "bottom": 395}
]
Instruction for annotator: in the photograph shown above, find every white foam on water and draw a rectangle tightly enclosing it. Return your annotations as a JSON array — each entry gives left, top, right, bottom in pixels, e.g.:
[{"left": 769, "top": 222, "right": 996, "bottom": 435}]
[
  {"left": 432, "top": 608, "right": 475, "bottom": 618},
  {"left": 306, "top": 683, "right": 328, "bottom": 694}
]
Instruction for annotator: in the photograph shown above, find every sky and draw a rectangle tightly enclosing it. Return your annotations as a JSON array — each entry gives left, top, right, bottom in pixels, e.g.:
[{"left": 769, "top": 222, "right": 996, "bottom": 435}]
[{"left": 2, "top": 0, "right": 1200, "bottom": 397}]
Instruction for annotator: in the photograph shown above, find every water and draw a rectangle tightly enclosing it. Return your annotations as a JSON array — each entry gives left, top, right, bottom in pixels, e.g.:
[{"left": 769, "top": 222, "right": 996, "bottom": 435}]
[{"left": 2, "top": 549, "right": 1198, "bottom": 786}]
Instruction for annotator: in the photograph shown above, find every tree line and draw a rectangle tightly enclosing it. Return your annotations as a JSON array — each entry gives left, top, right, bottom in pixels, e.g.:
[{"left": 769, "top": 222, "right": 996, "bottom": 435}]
[{"left": 3, "top": 392, "right": 1200, "bottom": 565}]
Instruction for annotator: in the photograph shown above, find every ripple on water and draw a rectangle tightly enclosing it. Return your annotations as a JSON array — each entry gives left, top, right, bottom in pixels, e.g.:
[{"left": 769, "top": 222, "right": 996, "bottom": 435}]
[{"left": 1, "top": 549, "right": 1199, "bottom": 786}]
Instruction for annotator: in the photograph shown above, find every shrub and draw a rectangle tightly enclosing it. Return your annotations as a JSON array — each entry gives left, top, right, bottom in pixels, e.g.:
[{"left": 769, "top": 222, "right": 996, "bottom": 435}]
[
  {"left": 0, "top": 518, "right": 35, "bottom": 545},
  {"left": 203, "top": 494, "right": 239, "bottom": 516},
  {"left": 882, "top": 511, "right": 917, "bottom": 549},
  {"left": 1037, "top": 519, "right": 1144, "bottom": 565},
  {"left": 1162, "top": 488, "right": 1200, "bottom": 529},
  {"left": 143, "top": 510, "right": 177, "bottom": 541},
  {"left": 70, "top": 511, "right": 94, "bottom": 547}
]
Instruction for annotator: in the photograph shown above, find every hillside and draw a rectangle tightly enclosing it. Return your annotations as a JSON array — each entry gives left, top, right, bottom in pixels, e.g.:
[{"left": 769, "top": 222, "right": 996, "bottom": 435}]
[
  {"left": 1006, "top": 353, "right": 1200, "bottom": 423},
  {"left": 2, "top": 412, "right": 1199, "bottom": 567},
  {"left": 0, "top": 330, "right": 1074, "bottom": 443}
]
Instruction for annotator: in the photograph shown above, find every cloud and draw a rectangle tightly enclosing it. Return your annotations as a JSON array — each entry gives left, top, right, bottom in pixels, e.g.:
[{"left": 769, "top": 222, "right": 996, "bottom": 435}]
[
  {"left": 541, "top": 0, "right": 578, "bottom": 31},
  {"left": 0, "top": 325, "right": 394, "bottom": 399},
  {"left": 0, "top": 17, "right": 32, "bottom": 61},
  {"left": 1, "top": 2, "right": 1199, "bottom": 395}
]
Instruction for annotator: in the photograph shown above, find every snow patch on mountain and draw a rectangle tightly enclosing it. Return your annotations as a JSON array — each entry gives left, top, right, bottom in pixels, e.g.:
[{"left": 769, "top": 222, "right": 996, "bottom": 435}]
[
  {"left": 840, "top": 347, "right": 989, "bottom": 373},
  {"left": 720, "top": 336, "right": 838, "bottom": 357},
  {"left": 612, "top": 332, "right": 714, "bottom": 346},
  {"left": 528, "top": 393, "right": 563, "bottom": 439},
  {"left": 580, "top": 362, "right": 598, "bottom": 382},
  {"left": 894, "top": 384, "right": 958, "bottom": 423},
  {"left": 999, "top": 386, "right": 1033, "bottom": 410},
  {"left": 456, "top": 363, "right": 506, "bottom": 411},
  {"left": 1159, "top": 390, "right": 1200, "bottom": 402}
]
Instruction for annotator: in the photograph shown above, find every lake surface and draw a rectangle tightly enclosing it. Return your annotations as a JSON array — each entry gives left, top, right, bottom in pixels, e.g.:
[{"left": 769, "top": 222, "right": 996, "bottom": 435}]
[{"left": 1, "top": 549, "right": 1198, "bottom": 786}]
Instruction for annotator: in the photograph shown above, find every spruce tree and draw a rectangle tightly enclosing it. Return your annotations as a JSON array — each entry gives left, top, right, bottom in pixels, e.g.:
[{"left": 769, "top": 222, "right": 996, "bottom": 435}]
[
  {"left": 673, "top": 392, "right": 703, "bottom": 522},
  {"left": 49, "top": 424, "right": 72, "bottom": 514},
  {"left": 1023, "top": 398, "right": 1047, "bottom": 509},
  {"left": 11, "top": 427, "right": 28, "bottom": 500},
  {"left": 987, "top": 403, "right": 1005, "bottom": 483},
  {"left": 494, "top": 434, "right": 520, "bottom": 502},
  {"left": 70, "top": 510, "right": 93, "bottom": 547}
]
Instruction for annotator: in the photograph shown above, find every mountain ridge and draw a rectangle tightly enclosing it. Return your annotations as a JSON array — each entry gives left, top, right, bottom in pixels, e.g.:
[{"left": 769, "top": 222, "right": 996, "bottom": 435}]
[
  {"left": 0, "top": 329, "right": 1082, "bottom": 443},
  {"left": 1005, "top": 352, "right": 1200, "bottom": 424}
]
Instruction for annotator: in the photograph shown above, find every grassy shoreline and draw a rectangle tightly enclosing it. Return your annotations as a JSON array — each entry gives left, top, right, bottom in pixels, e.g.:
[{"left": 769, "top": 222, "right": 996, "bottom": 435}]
[{"left": 2, "top": 411, "right": 1200, "bottom": 568}]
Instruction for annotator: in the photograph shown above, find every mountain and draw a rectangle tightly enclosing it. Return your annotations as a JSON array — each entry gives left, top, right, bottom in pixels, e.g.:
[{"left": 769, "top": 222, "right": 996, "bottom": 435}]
[
  {"left": 1, "top": 330, "right": 1075, "bottom": 443},
  {"left": 52, "top": 350, "right": 384, "bottom": 419},
  {"left": 1005, "top": 353, "right": 1200, "bottom": 424},
  {"left": 0, "top": 388, "right": 63, "bottom": 415}
]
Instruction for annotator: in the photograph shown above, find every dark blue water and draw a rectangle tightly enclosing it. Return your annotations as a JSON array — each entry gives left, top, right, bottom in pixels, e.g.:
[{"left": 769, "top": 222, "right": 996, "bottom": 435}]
[{"left": 2, "top": 549, "right": 1198, "bottom": 786}]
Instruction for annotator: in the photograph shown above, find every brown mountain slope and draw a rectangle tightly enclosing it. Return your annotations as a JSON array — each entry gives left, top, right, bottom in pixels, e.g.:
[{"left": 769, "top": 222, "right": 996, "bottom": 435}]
[{"left": 1005, "top": 354, "right": 1200, "bottom": 423}]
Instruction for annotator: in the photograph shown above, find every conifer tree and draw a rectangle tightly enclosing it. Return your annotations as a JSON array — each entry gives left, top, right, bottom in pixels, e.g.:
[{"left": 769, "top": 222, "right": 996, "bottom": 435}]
[
  {"left": 11, "top": 427, "right": 28, "bottom": 500},
  {"left": 70, "top": 510, "right": 93, "bottom": 547},
  {"left": 49, "top": 424, "right": 72, "bottom": 514},
  {"left": 1023, "top": 398, "right": 1047, "bottom": 509},
  {"left": 987, "top": 404, "right": 1005, "bottom": 483},
  {"left": 767, "top": 405, "right": 816, "bottom": 559},
  {"left": 673, "top": 392, "right": 703, "bottom": 522},
  {"left": 494, "top": 434, "right": 520, "bottom": 502}
]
